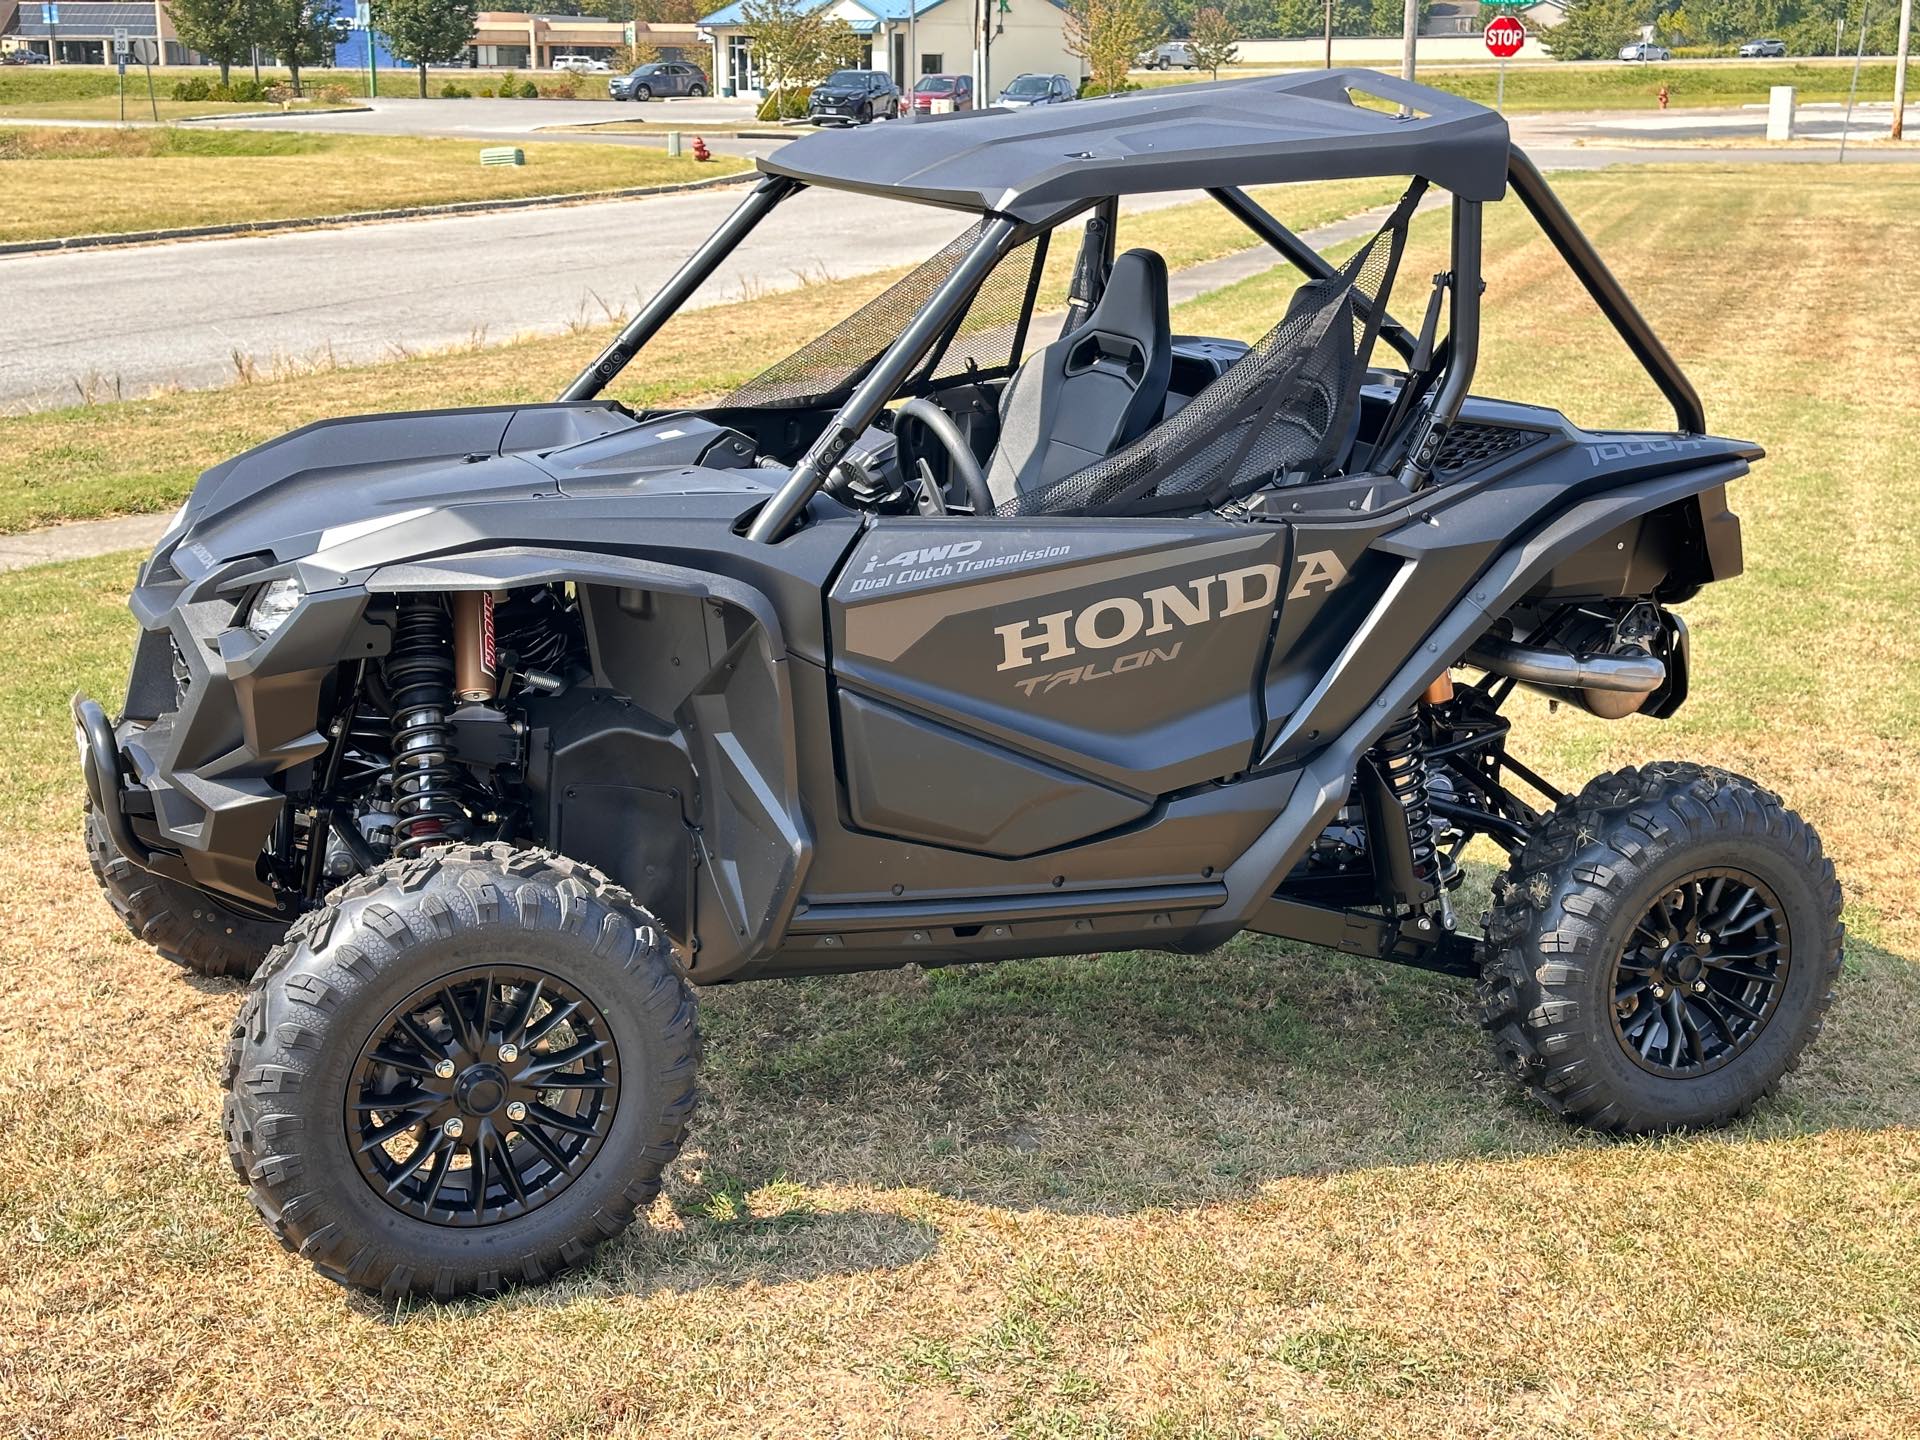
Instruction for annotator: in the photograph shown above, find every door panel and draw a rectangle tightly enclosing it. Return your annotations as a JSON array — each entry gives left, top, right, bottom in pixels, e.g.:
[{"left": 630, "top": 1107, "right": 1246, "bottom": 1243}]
[{"left": 829, "top": 519, "right": 1291, "bottom": 811}]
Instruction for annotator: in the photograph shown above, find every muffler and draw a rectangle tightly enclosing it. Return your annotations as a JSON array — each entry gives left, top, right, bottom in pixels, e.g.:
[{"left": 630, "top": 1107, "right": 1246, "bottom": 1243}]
[{"left": 1464, "top": 636, "right": 1666, "bottom": 719}]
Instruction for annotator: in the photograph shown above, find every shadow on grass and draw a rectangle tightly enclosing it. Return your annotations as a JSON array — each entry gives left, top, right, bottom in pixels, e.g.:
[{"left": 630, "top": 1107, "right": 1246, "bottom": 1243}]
[{"left": 400, "top": 865, "right": 1920, "bottom": 1315}]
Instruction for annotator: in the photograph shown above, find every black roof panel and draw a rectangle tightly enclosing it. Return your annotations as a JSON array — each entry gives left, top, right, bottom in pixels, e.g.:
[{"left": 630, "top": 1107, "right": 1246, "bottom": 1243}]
[{"left": 760, "top": 69, "right": 1511, "bottom": 220}]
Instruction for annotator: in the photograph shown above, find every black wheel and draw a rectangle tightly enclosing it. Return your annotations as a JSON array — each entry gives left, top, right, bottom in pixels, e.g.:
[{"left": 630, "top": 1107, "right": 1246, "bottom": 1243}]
[
  {"left": 85, "top": 801, "right": 287, "bottom": 979},
  {"left": 857, "top": 101, "right": 873, "bottom": 124},
  {"left": 1479, "top": 763, "right": 1843, "bottom": 1134},
  {"left": 689, "top": 82, "right": 706, "bottom": 96},
  {"left": 222, "top": 843, "right": 697, "bottom": 1299}
]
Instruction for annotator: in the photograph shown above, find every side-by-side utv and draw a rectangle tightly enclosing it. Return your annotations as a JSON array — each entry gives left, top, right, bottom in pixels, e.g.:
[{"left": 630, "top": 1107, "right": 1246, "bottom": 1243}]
[{"left": 75, "top": 71, "right": 1842, "bottom": 1298}]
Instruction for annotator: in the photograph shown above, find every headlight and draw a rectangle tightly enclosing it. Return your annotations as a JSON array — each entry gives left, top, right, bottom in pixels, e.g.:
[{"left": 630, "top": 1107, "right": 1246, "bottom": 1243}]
[{"left": 245, "top": 577, "right": 304, "bottom": 640}]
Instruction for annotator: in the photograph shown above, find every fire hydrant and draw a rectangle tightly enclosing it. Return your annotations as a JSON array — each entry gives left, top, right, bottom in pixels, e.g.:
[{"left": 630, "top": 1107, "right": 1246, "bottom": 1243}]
[
  {"left": 691, "top": 135, "right": 711, "bottom": 162},
  {"left": 1657, "top": 85, "right": 1670, "bottom": 111}
]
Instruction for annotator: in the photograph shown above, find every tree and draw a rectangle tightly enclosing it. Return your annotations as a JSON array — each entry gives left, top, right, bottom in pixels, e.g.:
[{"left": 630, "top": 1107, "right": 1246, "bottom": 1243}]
[
  {"left": 1188, "top": 5, "right": 1239, "bottom": 76},
  {"left": 737, "top": 0, "right": 861, "bottom": 113},
  {"left": 165, "top": 0, "right": 255, "bottom": 85},
  {"left": 373, "top": 0, "right": 478, "bottom": 96},
  {"left": 1541, "top": 0, "right": 1644, "bottom": 58},
  {"left": 258, "top": 0, "right": 341, "bottom": 92},
  {"left": 1066, "top": 0, "right": 1162, "bottom": 93}
]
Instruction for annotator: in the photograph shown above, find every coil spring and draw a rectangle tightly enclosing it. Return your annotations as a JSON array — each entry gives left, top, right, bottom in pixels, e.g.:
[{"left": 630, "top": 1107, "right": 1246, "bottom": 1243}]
[
  {"left": 387, "top": 598, "right": 468, "bottom": 858},
  {"left": 1371, "top": 710, "right": 1442, "bottom": 898}
]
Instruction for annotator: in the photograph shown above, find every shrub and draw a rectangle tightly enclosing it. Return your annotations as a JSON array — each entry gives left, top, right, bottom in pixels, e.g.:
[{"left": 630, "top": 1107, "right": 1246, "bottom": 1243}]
[
  {"left": 438, "top": 82, "right": 472, "bottom": 98},
  {"left": 517, "top": 78, "right": 539, "bottom": 98},
  {"left": 171, "top": 77, "right": 211, "bottom": 102},
  {"left": 541, "top": 72, "right": 581, "bottom": 99},
  {"left": 264, "top": 82, "right": 295, "bottom": 108},
  {"left": 496, "top": 70, "right": 519, "bottom": 95},
  {"left": 318, "top": 83, "right": 352, "bottom": 104},
  {"left": 477, "top": 85, "right": 496, "bottom": 96},
  {"left": 755, "top": 87, "right": 808, "bottom": 121}
]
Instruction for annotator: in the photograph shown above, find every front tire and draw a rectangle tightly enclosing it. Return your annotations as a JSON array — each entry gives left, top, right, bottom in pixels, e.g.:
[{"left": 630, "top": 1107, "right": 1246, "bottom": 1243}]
[
  {"left": 634, "top": 84, "right": 651, "bottom": 101},
  {"left": 85, "top": 802, "right": 286, "bottom": 978},
  {"left": 1478, "top": 763, "right": 1842, "bottom": 1134},
  {"left": 222, "top": 843, "right": 698, "bottom": 1299}
]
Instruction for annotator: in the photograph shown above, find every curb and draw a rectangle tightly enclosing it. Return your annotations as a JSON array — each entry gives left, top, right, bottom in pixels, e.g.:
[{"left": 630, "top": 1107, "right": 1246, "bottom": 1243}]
[
  {"left": 176, "top": 105, "right": 371, "bottom": 122},
  {"left": 0, "top": 168, "right": 757, "bottom": 257}
]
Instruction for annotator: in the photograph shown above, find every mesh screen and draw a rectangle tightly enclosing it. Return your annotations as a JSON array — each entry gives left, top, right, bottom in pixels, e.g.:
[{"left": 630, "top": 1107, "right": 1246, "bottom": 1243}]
[
  {"left": 721, "top": 225, "right": 1049, "bottom": 411},
  {"left": 995, "top": 184, "right": 1424, "bottom": 518}
]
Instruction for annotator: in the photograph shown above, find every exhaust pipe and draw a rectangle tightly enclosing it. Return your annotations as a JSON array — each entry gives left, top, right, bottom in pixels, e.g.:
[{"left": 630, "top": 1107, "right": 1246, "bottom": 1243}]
[{"left": 1465, "top": 636, "right": 1666, "bottom": 719}]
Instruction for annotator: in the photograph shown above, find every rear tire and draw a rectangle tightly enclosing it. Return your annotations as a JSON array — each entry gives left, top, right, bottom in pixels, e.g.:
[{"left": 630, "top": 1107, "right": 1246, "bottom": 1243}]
[
  {"left": 1478, "top": 763, "right": 1843, "bottom": 1134},
  {"left": 85, "top": 803, "right": 286, "bottom": 979},
  {"left": 222, "top": 843, "right": 698, "bottom": 1299},
  {"left": 689, "top": 82, "right": 706, "bottom": 97}
]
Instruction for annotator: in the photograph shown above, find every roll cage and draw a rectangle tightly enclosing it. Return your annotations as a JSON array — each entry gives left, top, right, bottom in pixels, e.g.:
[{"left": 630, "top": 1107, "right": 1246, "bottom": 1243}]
[{"left": 558, "top": 72, "right": 1703, "bottom": 544}]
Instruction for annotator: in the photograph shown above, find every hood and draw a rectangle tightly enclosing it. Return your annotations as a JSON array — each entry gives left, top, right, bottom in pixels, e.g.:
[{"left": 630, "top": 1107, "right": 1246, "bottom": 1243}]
[{"left": 157, "top": 403, "right": 772, "bottom": 580}]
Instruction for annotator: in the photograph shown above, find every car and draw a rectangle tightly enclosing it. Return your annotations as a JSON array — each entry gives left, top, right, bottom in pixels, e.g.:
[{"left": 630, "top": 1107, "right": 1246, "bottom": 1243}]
[
  {"left": 79, "top": 67, "right": 1844, "bottom": 1301},
  {"left": 1738, "top": 38, "right": 1787, "bottom": 57},
  {"left": 2, "top": 48, "right": 50, "bottom": 64},
  {"left": 997, "top": 72, "right": 1075, "bottom": 108},
  {"left": 552, "top": 54, "right": 612, "bottom": 74},
  {"left": 1619, "top": 42, "right": 1672, "bottom": 61},
  {"left": 1138, "top": 40, "right": 1197, "bottom": 70},
  {"left": 807, "top": 68, "right": 900, "bottom": 124},
  {"left": 910, "top": 72, "right": 973, "bottom": 113},
  {"left": 607, "top": 61, "right": 707, "bottom": 101}
]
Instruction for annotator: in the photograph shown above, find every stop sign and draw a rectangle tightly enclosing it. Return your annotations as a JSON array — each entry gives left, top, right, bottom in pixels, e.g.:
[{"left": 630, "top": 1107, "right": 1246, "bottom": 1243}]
[{"left": 1484, "top": 15, "right": 1527, "bottom": 57}]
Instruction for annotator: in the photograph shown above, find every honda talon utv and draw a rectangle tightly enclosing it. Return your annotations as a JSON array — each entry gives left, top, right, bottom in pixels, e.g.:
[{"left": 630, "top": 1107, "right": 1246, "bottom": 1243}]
[{"left": 76, "top": 71, "right": 1842, "bottom": 1298}]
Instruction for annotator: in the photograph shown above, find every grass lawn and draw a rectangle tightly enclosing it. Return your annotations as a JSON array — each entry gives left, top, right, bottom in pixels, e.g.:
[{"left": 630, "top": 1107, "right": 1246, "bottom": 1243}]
[
  {"left": 1137, "top": 58, "right": 1912, "bottom": 111},
  {"left": 0, "top": 163, "right": 1915, "bottom": 1436},
  {"left": 0, "top": 127, "right": 748, "bottom": 243},
  {"left": 0, "top": 175, "right": 1399, "bottom": 529},
  {"left": 0, "top": 63, "right": 517, "bottom": 112}
]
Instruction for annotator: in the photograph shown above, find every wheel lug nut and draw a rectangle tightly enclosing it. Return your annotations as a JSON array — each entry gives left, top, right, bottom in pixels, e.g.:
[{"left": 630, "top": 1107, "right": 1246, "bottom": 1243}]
[
  {"left": 434, "top": 1059, "right": 456, "bottom": 1079},
  {"left": 444, "top": 1117, "right": 465, "bottom": 1138},
  {"left": 1695, "top": 931, "right": 1711, "bottom": 945},
  {"left": 498, "top": 1043, "right": 519, "bottom": 1063},
  {"left": 506, "top": 1101, "right": 527, "bottom": 1122},
  {"left": 1652, "top": 986, "right": 1667, "bottom": 999},
  {"left": 1693, "top": 981, "right": 1707, "bottom": 993}
]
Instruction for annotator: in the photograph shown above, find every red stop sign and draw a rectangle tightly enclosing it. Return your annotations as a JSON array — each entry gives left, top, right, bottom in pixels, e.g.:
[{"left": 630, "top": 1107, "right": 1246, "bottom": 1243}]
[{"left": 1484, "top": 16, "right": 1527, "bottom": 57}]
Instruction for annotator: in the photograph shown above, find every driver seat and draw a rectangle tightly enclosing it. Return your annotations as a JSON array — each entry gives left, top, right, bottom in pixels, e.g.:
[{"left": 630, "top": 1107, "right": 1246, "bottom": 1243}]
[{"left": 984, "top": 249, "right": 1172, "bottom": 512}]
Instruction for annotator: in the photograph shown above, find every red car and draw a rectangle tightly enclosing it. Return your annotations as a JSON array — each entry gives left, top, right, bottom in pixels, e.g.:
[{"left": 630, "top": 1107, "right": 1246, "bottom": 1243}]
[{"left": 910, "top": 73, "right": 974, "bottom": 113}]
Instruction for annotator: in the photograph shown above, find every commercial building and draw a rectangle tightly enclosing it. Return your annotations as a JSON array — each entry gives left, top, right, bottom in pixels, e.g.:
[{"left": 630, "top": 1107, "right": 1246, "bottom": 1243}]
[
  {"left": 2, "top": 0, "right": 193, "bottom": 65},
  {"left": 465, "top": 12, "right": 701, "bottom": 70},
  {"left": 697, "top": 0, "right": 1081, "bottom": 99}
]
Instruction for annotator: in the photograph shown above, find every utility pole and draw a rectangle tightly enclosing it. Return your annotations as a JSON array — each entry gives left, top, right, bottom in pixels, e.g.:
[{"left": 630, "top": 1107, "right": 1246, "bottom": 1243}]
[
  {"left": 1402, "top": 0, "right": 1418, "bottom": 83},
  {"left": 1893, "top": 0, "right": 1912, "bottom": 139},
  {"left": 1324, "top": 0, "right": 1333, "bottom": 68}
]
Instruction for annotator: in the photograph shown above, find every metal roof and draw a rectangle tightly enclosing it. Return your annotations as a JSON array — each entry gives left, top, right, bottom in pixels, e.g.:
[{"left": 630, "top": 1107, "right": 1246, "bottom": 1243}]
[{"left": 759, "top": 70, "right": 1512, "bottom": 220}]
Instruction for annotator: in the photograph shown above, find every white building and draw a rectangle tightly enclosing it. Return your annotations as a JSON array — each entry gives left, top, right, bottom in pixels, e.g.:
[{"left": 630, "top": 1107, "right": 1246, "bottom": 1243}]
[{"left": 698, "top": 0, "right": 1083, "bottom": 101}]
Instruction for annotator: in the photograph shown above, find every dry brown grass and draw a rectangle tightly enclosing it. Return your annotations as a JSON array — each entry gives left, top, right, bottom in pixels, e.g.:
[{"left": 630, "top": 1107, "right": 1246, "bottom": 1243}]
[
  {"left": 0, "top": 128, "right": 748, "bottom": 244},
  {"left": 0, "top": 166, "right": 1917, "bottom": 1438}
]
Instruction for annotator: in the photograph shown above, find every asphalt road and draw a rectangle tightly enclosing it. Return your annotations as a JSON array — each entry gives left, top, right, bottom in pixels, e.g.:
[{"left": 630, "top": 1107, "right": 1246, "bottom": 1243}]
[{"left": 3, "top": 107, "right": 1916, "bottom": 413}]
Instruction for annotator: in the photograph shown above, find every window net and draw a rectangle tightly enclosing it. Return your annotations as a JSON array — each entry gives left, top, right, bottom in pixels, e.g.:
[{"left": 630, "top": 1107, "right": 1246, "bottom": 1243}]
[
  {"left": 720, "top": 225, "right": 1052, "bottom": 411},
  {"left": 995, "top": 182, "right": 1426, "bottom": 518}
]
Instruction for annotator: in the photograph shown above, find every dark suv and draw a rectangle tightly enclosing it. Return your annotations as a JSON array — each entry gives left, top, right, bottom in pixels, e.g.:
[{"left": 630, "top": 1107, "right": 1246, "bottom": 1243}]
[
  {"left": 608, "top": 62, "right": 708, "bottom": 101},
  {"left": 807, "top": 69, "right": 901, "bottom": 124}
]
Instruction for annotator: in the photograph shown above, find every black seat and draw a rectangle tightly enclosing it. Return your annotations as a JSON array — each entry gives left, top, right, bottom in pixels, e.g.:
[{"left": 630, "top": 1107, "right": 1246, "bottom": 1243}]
[{"left": 984, "top": 248, "right": 1172, "bottom": 511}]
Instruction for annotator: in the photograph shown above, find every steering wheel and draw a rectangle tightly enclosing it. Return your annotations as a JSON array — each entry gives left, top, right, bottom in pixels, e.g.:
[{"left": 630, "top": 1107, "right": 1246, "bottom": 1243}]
[{"left": 895, "top": 398, "right": 996, "bottom": 515}]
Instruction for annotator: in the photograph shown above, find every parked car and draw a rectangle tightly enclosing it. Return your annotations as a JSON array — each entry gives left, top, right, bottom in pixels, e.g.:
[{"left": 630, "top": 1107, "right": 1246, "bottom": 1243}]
[
  {"left": 1137, "top": 41, "right": 1197, "bottom": 70},
  {"left": 997, "top": 72, "right": 1075, "bottom": 108},
  {"left": 553, "top": 55, "right": 612, "bottom": 74},
  {"left": 2, "top": 48, "right": 50, "bottom": 64},
  {"left": 1738, "top": 38, "right": 1787, "bottom": 57},
  {"left": 807, "top": 69, "right": 900, "bottom": 124},
  {"left": 608, "top": 61, "right": 708, "bottom": 101},
  {"left": 910, "top": 73, "right": 975, "bottom": 113},
  {"left": 1619, "top": 42, "right": 1672, "bottom": 61}
]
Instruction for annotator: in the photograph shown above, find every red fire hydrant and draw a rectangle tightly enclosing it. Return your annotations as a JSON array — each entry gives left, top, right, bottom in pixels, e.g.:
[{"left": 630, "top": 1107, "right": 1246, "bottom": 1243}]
[{"left": 691, "top": 135, "right": 711, "bottom": 162}]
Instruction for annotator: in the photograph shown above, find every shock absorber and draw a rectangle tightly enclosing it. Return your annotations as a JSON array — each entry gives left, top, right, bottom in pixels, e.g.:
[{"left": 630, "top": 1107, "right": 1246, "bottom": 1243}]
[
  {"left": 1361, "top": 708, "right": 1447, "bottom": 920},
  {"left": 386, "top": 597, "right": 468, "bottom": 858}
]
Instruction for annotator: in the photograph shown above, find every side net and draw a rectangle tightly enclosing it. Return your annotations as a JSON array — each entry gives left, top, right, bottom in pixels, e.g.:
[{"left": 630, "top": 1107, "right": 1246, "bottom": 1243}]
[{"left": 995, "top": 182, "right": 1426, "bottom": 518}]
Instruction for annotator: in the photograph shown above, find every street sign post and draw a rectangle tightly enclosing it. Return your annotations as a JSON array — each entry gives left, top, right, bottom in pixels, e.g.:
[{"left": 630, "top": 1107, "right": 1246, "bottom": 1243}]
[
  {"left": 1483, "top": 14, "right": 1527, "bottom": 112},
  {"left": 354, "top": 2, "right": 375, "bottom": 102}
]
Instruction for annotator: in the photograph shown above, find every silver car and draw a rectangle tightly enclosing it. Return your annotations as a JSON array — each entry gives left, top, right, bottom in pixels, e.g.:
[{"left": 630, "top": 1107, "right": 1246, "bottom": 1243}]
[
  {"left": 608, "top": 61, "right": 709, "bottom": 101},
  {"left": 1619, "top": 42, "right": 1672, "bottom": 61},
  {"left": 997, "top": 72, "right": 1075, "bottom": 108},
  {"left": 1137, "top": 41, "right": 1197, "bottom": 71}
]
